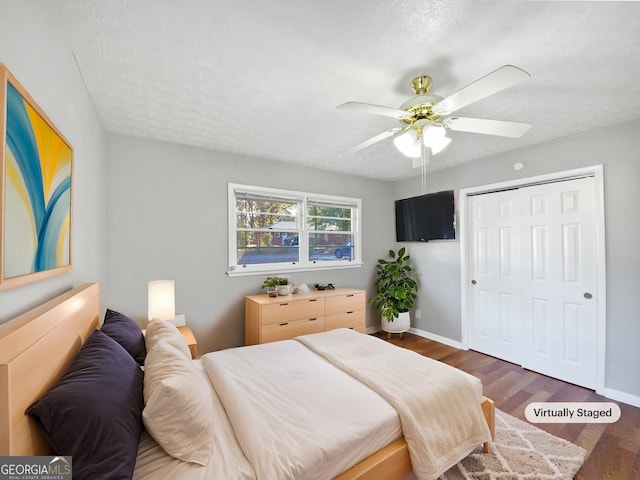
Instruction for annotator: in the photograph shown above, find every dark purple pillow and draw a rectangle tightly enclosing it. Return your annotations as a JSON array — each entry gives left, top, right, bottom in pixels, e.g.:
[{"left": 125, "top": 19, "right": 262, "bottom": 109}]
[
  {"left": 27, "top": 329, "right": 144, "bottom": 480},
  {"left": 101, "top": 308, "right": 146, "bottom": 364}
]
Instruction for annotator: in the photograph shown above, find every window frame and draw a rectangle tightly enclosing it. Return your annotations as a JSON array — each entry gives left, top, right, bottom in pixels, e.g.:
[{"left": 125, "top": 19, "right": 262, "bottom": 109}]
[{"left": 227, "top": 183, "right": 362, "bottom": 276}]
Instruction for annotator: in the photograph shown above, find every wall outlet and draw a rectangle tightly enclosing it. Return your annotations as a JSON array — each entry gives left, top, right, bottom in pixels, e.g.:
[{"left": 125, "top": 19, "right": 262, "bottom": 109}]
[{"left": 415, "top": 309, "right": 421, "bottom": 319}]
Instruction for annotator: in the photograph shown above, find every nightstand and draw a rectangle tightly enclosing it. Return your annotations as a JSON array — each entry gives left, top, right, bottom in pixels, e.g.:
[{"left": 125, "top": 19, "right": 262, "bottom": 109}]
[{"left": 177, "top": 325, "right": 197, "bottom": 359}]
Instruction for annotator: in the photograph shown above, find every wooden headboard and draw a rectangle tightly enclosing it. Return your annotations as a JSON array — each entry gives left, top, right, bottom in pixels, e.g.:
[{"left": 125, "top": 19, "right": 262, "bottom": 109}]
[{"left": 0, "top": 283, "right": 100, "bottom": 455}]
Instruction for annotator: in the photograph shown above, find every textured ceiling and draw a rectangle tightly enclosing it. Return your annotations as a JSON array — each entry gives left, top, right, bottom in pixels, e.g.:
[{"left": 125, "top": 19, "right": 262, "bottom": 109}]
[{"left": 57, "top": 0, "right": 640, "bottom": 181}]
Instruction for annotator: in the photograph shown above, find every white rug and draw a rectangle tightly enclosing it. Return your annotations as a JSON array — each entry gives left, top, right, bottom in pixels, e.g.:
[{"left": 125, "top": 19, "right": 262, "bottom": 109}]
[{"left": 437, "top": 409, "right": 587, "bottom": 479}]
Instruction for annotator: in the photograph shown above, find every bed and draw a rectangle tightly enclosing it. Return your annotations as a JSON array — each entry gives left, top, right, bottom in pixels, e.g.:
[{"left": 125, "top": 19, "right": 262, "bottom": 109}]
[{"left": 0, "top": 283, "right": 495, "bottom": 480}]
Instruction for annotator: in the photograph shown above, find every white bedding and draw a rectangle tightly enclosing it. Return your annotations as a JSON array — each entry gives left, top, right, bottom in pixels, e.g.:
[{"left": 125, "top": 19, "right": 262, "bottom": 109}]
[
  {"left": 202, "top": 340, "right": 403, "bottom": 480},
  {"left": 297, "top": 329, "right": 491, "bottom": 480},
  {"left": 134, "top": 332, "right": 486, "bottom": 480},
  {"left": 133, "top": 361, "right": 255, "bottom": 480}
]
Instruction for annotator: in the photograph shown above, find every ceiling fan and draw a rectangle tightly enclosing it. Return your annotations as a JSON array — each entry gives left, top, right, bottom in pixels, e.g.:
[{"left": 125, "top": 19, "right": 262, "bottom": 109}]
[{"left": 337, "top": 65, "right": 531, "bottom": 166}]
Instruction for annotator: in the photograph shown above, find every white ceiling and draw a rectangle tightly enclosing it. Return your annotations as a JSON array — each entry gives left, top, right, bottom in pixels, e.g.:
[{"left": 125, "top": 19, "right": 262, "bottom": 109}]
[{"left": 58, "top": 0, "right": 640, "bottom": 181}]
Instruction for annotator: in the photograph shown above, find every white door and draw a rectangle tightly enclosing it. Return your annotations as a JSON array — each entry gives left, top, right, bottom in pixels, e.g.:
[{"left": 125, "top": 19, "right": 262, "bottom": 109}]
[
  {"left": 468, "top": 188, "right": 523, "bottom": 364},
  {"left": 468, "top": 177, "right": 598, "bottom": 388}
]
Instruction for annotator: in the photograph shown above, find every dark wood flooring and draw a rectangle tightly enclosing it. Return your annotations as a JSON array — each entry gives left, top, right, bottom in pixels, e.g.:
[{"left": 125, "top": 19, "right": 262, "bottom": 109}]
[{"left": 373, "top": 332, "right": 640, "bottom": 480}]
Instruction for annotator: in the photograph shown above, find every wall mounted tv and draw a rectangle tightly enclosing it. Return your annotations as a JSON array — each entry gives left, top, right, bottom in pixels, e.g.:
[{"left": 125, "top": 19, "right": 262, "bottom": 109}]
[{"left": 395, "top": 190, "right": 456, "bottom": 242}]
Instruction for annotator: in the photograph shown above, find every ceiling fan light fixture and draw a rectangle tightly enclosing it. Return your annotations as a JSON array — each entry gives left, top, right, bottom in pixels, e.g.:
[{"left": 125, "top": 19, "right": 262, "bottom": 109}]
[
  {"left": 422, "top": 125, "right": 451, "bottom": 155},
  {"left": 393, "top": 131, "right": 421, "bottom": 158}
]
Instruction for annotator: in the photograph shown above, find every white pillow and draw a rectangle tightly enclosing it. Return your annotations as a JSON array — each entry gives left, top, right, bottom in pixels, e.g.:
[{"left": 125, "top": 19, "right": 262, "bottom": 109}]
[
  {"left": 143, "top": 341, "right": 214, "bottom": 465},
  {"left": 144, "top": 320, "right": 192, "bottom": 360}
]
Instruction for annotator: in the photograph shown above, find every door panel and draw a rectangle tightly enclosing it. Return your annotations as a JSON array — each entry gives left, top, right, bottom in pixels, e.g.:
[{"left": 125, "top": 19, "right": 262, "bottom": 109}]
[
  {"left": 469, "top": 189, "right": 521, "bottom": 363},
  {"left": 469, "top": 177, "right": 598, "bottom": 388}
]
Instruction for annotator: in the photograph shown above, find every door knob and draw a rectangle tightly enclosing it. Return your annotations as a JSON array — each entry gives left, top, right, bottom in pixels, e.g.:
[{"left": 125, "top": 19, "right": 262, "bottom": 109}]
[
  {"left": 584, "top": 292, "right": 593, "bottom": 299},
  {"left": 471, "top": 280, "right": 477, "bottom": 285}
]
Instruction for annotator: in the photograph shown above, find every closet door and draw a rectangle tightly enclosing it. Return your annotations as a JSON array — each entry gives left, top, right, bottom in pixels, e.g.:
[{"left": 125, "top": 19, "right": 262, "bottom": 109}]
[
  {"left": 468, "top": 189, "right": 522, "bottom": 365},
  {"left": 468, "top": 177, "right": 598, "bottom": 388},
  {"left": 518, "top": 177, "right": 598, "bottom": 388}
]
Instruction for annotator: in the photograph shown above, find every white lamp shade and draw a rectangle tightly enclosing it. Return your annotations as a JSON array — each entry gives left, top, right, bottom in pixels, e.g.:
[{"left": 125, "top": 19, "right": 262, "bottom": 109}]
[
  {"left": 422, "top": 125, "right": 451, "bottom": 155},
  {"left": 429, "top": 135, "right": 451, "bottom": 155},
  {"left": 148, "top": 280, "right": 176, "bottom": 321},
  {"left": 393, "top": 131, "right": 421, "bottom": 158}
]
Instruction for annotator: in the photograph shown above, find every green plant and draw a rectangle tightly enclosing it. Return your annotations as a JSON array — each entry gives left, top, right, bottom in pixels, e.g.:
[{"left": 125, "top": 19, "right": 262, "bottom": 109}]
[
  {"left": 369, "top": 247, "right": 419, "bottom": 323},
  {"left": 262, "top": 276, "right": 289, "bottom": 288},
  {"left": 263, "top": 232, "right": 273, "bottom": 247}
]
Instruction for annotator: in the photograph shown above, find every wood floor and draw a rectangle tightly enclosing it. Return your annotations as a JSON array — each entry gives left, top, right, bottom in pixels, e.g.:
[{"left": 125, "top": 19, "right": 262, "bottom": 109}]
[{"left": 373, "top": 332, "right": 640, "bottom": 480}]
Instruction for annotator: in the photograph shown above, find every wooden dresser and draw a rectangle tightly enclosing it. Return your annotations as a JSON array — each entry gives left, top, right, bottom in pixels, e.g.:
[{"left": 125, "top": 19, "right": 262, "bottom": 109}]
[{"left": 245, "top": 288, "right": 366, "bottom": 345}]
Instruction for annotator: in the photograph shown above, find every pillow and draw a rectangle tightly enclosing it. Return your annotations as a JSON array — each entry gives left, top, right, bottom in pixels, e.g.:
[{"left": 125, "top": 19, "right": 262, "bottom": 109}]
[
  {"left": 143, "top": 340, "right": 214, "bottom": 465},
  {"left": 27, "top": 329, "right": 144, "bottom": 480},
  {"left": 101, "top": 308, "right": 146, "bottom": 364},
  {"left": 144, "top": 320, "right": 191, "bottom": 360}
]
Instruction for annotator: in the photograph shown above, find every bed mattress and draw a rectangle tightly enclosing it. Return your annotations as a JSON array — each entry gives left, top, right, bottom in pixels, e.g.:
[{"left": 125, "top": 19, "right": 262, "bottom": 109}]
[
  {"left": 134, "top": 336, "right": 484, "bottom": 480},
  {"left": 202, "top": 339, "right": 404, "bottom": 480}
]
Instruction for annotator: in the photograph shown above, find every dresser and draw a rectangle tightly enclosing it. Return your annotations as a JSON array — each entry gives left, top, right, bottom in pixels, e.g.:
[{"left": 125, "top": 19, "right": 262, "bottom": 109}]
[{"left": 245, "top": 288, "right": 366, "bottom": 345}]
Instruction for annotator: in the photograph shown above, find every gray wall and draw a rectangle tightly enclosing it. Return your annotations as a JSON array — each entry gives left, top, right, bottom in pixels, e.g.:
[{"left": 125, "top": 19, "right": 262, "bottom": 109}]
[
  {"left": 394, "top": 119, "right": 640, "bottom": 398},
  {"left": 105, "top": 133, "right": 395, "bottom": 352},
  {"left": 0, "top": 1, "right": 107, "bottom": 322}
]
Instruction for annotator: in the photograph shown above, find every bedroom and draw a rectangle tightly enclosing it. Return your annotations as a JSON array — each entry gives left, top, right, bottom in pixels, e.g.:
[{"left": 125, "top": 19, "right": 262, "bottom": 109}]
[{"left": 0, "top": 0, "right": 639, "bottom": 478}]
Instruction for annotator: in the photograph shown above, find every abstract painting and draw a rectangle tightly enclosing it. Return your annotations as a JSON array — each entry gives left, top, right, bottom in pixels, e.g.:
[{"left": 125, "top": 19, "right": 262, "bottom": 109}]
[{"left": 0, "top": 64, "right": 72, "bottom": 290}]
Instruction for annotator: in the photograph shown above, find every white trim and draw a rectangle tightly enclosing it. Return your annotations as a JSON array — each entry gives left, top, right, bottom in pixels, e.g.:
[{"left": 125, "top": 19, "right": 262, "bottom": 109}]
[
  {"left": 459, "top": 165, "right": 606, "bottom": 393},
  {"left": 599, "top": 387, "right": 640, "bottom": 408},
  {"left": 227, "top": 261, "right": 363, "bottom": 277},
  {"left": 366, "top": 324, "right": 465, "bottom": 350},
  {"left": 408, "top": 327, "right": 466, "bottom": 350}
]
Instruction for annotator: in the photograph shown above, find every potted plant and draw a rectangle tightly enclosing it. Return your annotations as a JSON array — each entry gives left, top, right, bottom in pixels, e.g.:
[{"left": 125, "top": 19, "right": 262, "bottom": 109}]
[
  {"left": 369, "top": 247, "right": 419, "bottom": 336},
  {"left": 262, "top": 277, "right": 290, "bottom": 296}
]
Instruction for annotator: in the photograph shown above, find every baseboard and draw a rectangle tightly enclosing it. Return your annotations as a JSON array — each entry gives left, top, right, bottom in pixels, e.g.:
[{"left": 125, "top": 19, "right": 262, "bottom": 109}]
[
  {"left": 408, "top": 327, "right": 466, "bottom": 350},
  {"left": 599, "top": 387, "right": 640, "bottom": 408},
  {"left": 366, "top": 325, "right": 465, "bottom": 350}
]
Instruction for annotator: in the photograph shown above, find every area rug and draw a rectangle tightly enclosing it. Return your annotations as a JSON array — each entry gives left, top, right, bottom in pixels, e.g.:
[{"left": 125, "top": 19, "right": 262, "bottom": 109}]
[{"left": 439, "top": 409, "right": 587, "bottom": 479}]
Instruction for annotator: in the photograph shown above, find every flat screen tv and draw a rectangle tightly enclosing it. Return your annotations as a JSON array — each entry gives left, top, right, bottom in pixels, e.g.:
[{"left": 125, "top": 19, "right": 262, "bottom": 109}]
[{"left": 395, "top": 190, "right": 455, "bottom": 242}]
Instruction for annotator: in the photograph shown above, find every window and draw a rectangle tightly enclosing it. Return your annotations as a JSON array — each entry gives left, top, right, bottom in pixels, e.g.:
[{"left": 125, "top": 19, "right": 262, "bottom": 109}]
[{"left": 228, "top": 183, "right": 361, "bottom": 276}]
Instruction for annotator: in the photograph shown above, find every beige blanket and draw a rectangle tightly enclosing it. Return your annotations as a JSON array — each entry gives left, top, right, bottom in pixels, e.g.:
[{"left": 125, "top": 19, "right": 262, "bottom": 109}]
[{"left": 295, "top": 329, "right": 491, "bottom": 480}]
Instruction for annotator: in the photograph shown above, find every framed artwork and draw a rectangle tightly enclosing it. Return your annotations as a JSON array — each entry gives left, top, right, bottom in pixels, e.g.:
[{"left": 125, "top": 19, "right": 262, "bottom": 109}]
[{"left": 0, "top": 64, "right": 73, "bottom": 290}]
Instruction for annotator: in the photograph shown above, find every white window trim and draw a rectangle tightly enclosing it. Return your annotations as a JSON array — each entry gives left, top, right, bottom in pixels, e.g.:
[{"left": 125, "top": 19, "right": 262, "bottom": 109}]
[{"left": 227, "top": 183, "right": 362, "bottom": 277}]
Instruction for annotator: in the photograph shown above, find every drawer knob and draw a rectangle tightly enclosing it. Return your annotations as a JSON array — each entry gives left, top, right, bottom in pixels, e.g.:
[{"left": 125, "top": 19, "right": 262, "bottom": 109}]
[
  {"left": 279, "top": 322, "right": 289, "bottom": 326},
  {"left": 309, "top": 299, "right": 317, "bottom": 302},
  {"left": 347, "top": 294, "right": 354, "bottom": 297},
  {"left": 346, "top": 311, "right": 354, "bottom": 314},
  {"left": 309, "top": 317, "right": 318, "bottom": 321},
  {"left": 279, "top": 303, "right": 289, "bottom": 306}
]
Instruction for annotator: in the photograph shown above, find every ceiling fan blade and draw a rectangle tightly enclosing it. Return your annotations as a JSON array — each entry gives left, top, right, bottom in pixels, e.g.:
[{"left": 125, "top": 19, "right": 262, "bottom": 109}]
[
  {"left": 446, "top": 117, "right": 532, "bottom": 137},
  {"left": 337, "top": 101, "right": 412, "bottom": 120},
  {"left": 337, "top": 126, "right": 409, "bottom": 157},
  {"left": 434, "top": 65, "right": 530, "bottom": 115}
]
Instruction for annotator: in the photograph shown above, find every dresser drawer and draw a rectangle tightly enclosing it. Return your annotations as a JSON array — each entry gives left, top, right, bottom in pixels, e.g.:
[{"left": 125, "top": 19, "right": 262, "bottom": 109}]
[
  {"left": 261, "top": 317, "right": 325, "bottom": 343},
  {"left": 325, "top": 292, "right": 365, "bottom": 315},
  {"left": 325, "top": 310, "right": 365, "bottom": 331},
  {"left": 262, "top": 298, "right": 324, "bottom": 325}
]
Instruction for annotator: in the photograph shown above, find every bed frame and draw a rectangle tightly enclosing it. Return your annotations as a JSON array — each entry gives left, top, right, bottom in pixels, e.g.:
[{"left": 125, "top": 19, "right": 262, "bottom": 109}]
[
  {"left": 0, "top": 283, "right": 494, "bottom": 479},
  {"left": 0, "top": 283, "right": 100, "bottom": 455}
]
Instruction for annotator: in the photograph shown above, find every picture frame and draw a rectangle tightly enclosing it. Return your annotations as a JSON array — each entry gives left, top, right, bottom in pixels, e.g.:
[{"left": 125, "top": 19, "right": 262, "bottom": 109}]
[{"left": 0, "top": 64, "right": 73, "bottom": 290}]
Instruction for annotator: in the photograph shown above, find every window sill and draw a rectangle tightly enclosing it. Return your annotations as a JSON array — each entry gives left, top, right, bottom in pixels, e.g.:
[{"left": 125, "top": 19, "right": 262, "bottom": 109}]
[{"left": 226, "top": 262, "right": 363, "bottom": 277}]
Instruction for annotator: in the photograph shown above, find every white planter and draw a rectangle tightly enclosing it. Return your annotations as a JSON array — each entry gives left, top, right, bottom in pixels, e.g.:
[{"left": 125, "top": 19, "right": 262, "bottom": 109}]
[
  {"left": 277, "top": 285, "right": 291, "bottom": 296},
  {"left": 381, "top": 310, "right": 410, "bottom": 334}
]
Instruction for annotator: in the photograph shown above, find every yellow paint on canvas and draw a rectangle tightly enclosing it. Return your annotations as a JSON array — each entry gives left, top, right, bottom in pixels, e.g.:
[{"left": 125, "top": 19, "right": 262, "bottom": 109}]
[
  {"left": 57, "top": 214, "right": 71, "bottom": 264},
  {"left": 5, "top": 148, "right": 36, "bottom": 239},
  {"left": 25, "top": 103, "right": 72, "bottom": 202}
]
